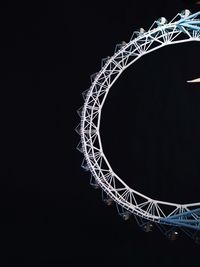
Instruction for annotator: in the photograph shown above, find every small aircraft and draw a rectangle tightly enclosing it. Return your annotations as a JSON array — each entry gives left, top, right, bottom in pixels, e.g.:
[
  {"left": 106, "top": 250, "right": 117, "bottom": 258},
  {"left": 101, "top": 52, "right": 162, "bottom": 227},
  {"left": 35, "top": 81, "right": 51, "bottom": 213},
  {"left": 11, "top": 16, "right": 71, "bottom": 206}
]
[{"left": 187, "top": 78, "right": 200, "bottom": 83}]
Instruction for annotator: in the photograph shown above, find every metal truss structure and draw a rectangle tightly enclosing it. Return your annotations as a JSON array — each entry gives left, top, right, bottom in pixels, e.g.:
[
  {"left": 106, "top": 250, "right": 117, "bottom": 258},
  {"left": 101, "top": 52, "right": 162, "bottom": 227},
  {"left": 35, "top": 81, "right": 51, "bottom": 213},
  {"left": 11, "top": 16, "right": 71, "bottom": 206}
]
[{"left": 76, "top": 10, "right": 200, "bottom": 242}]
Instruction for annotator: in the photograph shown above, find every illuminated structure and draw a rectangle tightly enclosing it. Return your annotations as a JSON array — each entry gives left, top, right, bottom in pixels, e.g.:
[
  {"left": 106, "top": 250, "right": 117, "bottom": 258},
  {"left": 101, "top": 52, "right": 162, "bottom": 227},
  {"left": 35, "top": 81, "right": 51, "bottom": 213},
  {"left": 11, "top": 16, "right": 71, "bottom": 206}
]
[{"left": 76, "top": 10, "right": 200, "bottom": 242}]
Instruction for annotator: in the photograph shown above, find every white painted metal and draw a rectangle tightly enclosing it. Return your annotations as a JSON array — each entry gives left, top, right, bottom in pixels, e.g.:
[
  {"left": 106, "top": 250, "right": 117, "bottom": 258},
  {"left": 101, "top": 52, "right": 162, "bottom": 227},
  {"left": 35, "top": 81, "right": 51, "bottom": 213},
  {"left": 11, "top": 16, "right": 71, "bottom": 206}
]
[
  {"left": 78, "top": 11, "right": 200, "bottom": 229},
  {"left": 187, "top": 78, "right": 200, "bottom": 82}
]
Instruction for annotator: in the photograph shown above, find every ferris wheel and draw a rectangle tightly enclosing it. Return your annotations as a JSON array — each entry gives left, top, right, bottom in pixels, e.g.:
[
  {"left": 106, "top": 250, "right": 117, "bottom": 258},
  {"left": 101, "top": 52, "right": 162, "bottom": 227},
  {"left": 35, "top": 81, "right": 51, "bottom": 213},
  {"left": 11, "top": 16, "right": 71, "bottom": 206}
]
[{"left": 76, "top": 10, "right": 200, "bottom": 243}]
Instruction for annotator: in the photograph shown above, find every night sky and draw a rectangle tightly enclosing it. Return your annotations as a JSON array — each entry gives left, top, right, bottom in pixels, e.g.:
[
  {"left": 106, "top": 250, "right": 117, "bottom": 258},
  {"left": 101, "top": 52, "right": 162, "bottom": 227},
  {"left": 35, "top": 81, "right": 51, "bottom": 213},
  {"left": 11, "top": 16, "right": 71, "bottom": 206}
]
[{"left": 1, "top": 0, "right": 200, "bottom": 265}]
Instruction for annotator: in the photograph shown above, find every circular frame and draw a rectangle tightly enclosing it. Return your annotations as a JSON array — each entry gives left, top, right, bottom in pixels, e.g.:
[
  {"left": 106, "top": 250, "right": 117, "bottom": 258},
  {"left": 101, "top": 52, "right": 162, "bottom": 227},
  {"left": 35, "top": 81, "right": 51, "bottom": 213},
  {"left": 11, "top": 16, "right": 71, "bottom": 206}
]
[{"left": 77, "top": 11, "right": 200, "bottom": 230}]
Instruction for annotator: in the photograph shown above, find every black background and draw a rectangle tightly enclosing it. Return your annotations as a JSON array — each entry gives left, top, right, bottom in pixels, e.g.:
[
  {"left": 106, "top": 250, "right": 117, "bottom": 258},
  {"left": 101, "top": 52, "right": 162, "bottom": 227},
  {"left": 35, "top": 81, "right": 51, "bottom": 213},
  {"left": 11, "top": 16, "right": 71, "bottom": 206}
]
[{"left": 1, "top": 0, "right": 200, "bottom": 265}]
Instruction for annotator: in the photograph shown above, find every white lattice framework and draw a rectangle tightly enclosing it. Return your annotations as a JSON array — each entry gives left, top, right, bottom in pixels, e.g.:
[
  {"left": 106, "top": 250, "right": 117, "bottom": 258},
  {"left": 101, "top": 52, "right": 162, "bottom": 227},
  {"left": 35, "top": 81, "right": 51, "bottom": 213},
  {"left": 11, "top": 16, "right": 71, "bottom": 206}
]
[{"left": 76, "top": 10, "right": 200, "bottom": 231}]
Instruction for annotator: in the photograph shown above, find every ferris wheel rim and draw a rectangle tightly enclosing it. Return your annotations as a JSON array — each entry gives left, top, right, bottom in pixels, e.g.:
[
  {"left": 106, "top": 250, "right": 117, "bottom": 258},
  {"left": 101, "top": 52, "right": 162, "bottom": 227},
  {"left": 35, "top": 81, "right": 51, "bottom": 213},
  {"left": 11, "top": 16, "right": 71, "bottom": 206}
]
[{"left": 78, "top": 10, "right": 200, "bottom": 229}]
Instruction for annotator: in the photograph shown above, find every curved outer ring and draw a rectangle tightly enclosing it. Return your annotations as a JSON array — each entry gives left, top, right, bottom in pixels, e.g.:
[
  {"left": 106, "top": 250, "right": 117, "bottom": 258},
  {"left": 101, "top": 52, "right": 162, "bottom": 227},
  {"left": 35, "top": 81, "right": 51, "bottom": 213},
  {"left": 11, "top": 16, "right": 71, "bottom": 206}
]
[{"left": 80, "top": 12, "right": 200, "bottom": 228}]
